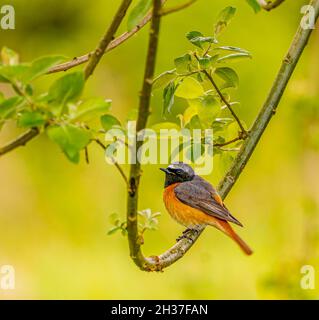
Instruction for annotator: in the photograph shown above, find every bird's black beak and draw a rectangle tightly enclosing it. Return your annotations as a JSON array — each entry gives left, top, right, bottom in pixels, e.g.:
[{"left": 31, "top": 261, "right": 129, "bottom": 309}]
[{"left": 160, "top": 167, "right": 169, "bottom": 174}]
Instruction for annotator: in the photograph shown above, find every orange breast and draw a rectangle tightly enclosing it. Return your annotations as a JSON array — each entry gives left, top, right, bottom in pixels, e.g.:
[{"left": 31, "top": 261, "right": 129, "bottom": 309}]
[{"left": 163, "top": 183, "right": 219, "bottom": 228}]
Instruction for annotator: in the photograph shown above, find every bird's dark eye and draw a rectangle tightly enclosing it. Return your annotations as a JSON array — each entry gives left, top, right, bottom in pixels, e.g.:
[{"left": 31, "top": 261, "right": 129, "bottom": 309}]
[{"left": 174, "top": 169, "right": 183, "bottom": 175}]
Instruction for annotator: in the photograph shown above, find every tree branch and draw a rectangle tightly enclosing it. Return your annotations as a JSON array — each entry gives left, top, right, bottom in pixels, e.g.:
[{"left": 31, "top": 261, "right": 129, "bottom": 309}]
[
  {"left": 128, "top": 0, "right": 319, "bottom": 272},
  {"left": 1, "top": 1, "right": 134, "bottom": 158},
  {"left": 199, "top": 65, "right": 247, "bottom": 136},
  {"left": 214, "top": 136, "right": 242, "bottom": 148},
  {"left": 258, "top": 0, "right": 285, "bottom": 11},
  {"left": 93, "top": 139, "right": 128, "bottom": 186},
  {"left": 84, "top": 0, "right": 133, "bottom": 79},
  {"left": 0, "top": 128, "right": 39, "bottom": 156},
  {"left": 48, "top": 0, "right": 168, "bottom": 75},
  {"left": 126, "top": 0, "right": 163, "bottom": 269}
]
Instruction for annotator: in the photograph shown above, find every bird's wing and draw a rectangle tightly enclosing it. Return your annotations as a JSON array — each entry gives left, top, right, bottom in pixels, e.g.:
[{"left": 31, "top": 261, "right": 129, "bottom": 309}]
[{"left": 174, "top": 176, "right": 243, "bottom": 226}]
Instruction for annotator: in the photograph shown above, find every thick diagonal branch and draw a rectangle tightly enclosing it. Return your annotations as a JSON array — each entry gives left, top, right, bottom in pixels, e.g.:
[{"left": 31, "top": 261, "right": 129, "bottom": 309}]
[
  {"left": 47, "top": 0, "right": 199, "bottom": 75},
  {"left": 84, "top": 0, "right": 133, "bottom": 79},
  {"left": 48, "top": 0, "right": 168, "bottom": 74},
  {"left": 129, "top": 0, "right": 319, "bottom": 272}
]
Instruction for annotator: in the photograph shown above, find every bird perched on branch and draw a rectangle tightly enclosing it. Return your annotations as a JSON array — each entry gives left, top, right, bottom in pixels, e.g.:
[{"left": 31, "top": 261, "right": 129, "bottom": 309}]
[{"left": 160, "top": 162, "right": 253, "bottom": 255}]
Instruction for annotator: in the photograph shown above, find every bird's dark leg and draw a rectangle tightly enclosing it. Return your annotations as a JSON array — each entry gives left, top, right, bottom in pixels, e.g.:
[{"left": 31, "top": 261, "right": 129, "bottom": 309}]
[{"left": 176, "top": 226, "right": 201, "bottom": 243}]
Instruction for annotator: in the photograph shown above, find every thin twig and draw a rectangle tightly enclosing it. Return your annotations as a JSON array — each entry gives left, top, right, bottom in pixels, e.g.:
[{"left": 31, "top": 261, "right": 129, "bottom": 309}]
[
  {"left": 258, "top": 0, "right": 285, "bottom": 11},
  {"left": 0, "top": 128, "right": 39, "bottom": 156},
  {"left": 94, "top": 138, "right": 107, "bottom": 150},
  {"left": 12, "top": 83, "right": 35, "bottom": 109},
  {"left": 114, "top": 162, "right": 129, "bottom": 186},
  {"left": 160, "top": 0, "right": 198, "bottom": 16},
  {"left": 220, "top": 147, "right": 240, "bottom": 152},
  {"left": 193, "top": 53, "right": 247, "bottom": 135},
  {"left": 214, "top": 136, "right": 242, "bottom": 148},
  {"left": 126, "top": 0, "right": 162, "bottom": 270},
  {"left": 93, "top": 139, "right": 128, "bottom": 186},
  {"left": 84, "top": 0, "right": 133, "bottom": 79},
  {"left": 128, "top": 0, "right": 319, "bottom": 272},
  {"left": 201, "top": 67, "right": 247, "bottom": 136},
  {"left": 85, "top": 147, "right": 89, "bottom": 164},
  {"left": 47, "top": 0, "right": 168, "bottom": 75}
]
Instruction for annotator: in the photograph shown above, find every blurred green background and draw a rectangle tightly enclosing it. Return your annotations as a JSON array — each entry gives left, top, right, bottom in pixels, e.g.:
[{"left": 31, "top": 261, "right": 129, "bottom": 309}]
[{"left": 0, "top": 0, "right": 319, "bottom": 299}]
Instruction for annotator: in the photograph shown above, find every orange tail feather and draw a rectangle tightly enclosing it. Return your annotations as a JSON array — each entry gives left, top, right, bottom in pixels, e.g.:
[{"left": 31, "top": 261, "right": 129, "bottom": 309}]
[
  {"left": 212, "top": 219, "right": 253, "bottom": 255},
  {"left": 228, "top": 229, "right": 253, "bottom": 255}
]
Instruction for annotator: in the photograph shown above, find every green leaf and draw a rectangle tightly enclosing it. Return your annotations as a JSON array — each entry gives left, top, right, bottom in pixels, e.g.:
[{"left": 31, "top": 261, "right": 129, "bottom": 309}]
[
  {"left": 187, "top": 96, "right": 220, "bottom": 129},
  {"left": 187, "top": 114, "right": 202, "bottom": 130},
  {"left": 209, "top": 54, "right": 220, "bottom": 65},
  {"left": 1, "top": 47, "right": 19, "bottom": 66},
  {"left": 0, "top": 65, "right": 30, "bottom": 83},
  {"left": 183, "top": 104, "right": 198, "bottom": 127},
  {"left": 48, "top": 71, "right": 85, "bottom": 114},
  {"left": 214, "top": 46, "right": 250, "bottom": 54},
  {"left": 198, "top": 95, "right": 220, "bottom": 127},
  {"left": 175, "top": 77, "right": 204, "bottom": 99},
  {"left": 72, "top": 98, "right": 111, "bottom": 122},
  {"left": 212, "top": 117, "right": 233, "bottom": 132},
  {"left": 22, "top": 56, "right": 67, "bottom": 83},
  {"left": 225, "top": 121, "right": 240, "bottom": 141},
  {"left": 100, "top": 114, "right": 121, "bottom": 131},
  {"left": 217, "top": 52, "right": 252, "bottom": 63},
  {"left": 163, "top": 81, "right": 176, "bottom": 114},
  {"left": 0, "top": 96, "right": 24, "bottom": 120},
  {"left": 127, "top": 0, "right": 152, "bottom": 31},
  {"left": 186, "top": 31, "right": 217, "bottom": 48},
  {"left": 107, "top": 226, "right": 121, "bottom": 235},
  {"left": 246, "top": 0, "right": 261, "bottom": 13},
  {"left": 214, "top": 6, "right": 236, "bottom": 37},
  {"left": 174, "top": 54, "right": 191, "bottom": 73},
  {"left": 215, "top": 67, "right": 239, "bottom": 89},
  {"left": 18, "top": 111, "right": 46, "bottom": 128},
  {"left": 153, "top": 70, "right": 177, "bottom": 90},
  {"left": 218, "top": 6, "right": 237, "bottom": 21},
  {"left": 47, "top": 124, "right": 91, "bottom": 163},
  {"left": 186, "top": 31, "right": 203, "bottom": 48},
  {"left": 186, "top": 31, "right": 203, "bottom": 41},
  {"left": 198, "top": 57, "right": 211, "bottom": 69}
]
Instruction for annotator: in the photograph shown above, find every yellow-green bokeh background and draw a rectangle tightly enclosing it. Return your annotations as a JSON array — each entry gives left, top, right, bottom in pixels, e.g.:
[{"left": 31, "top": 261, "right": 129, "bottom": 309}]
[{"left": 1, "top": 0, "right": 319, "bottom": 299}]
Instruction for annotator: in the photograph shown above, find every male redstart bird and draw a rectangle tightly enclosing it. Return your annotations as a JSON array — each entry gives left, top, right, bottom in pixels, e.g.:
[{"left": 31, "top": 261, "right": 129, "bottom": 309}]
[{"left": 160, "top": 162, "right": 253, "bottom": 255}]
